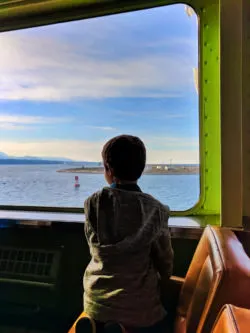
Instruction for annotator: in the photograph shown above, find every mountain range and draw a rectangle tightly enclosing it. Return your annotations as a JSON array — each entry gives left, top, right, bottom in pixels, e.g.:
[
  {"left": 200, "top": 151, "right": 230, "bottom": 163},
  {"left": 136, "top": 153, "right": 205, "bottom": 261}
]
[
  {"left": 0, "top": 152, "right": 74, "bottom": 162},
  {"left": 0, "top": 152, "right": 103, "bottom": 166}
]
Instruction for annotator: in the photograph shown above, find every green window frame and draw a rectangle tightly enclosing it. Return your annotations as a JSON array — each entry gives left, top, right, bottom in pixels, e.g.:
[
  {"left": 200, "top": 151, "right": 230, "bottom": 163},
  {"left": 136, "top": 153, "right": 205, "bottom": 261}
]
[{"left": 0, "top": 0, "right": 220, "bottom": 217}]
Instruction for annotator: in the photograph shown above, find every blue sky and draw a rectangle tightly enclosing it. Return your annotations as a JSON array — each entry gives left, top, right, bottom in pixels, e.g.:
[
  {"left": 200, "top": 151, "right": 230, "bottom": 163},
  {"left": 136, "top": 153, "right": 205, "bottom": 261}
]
[{"left": 0, "top": 4, "right": 198, "bottom": 163}]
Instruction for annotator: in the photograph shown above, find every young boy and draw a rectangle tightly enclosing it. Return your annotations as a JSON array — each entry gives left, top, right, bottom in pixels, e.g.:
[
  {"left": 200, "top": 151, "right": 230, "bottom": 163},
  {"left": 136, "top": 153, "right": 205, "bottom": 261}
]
[{"left": 79, "top": 135, "right": 173, "bottom": 333}]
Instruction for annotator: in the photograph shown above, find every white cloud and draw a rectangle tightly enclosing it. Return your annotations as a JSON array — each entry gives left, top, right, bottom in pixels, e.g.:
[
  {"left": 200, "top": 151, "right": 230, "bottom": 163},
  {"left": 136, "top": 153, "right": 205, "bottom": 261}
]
[
  {"left": 0, "top": 113, "right": 72, "bottom": 130},
  {"left": 0, "top": 114, "right": 70, "bottom": 124},
  {"left": 146, "top": 37, "right": 197, "bottom": 51},
  {"left": 115, "top": 110, "right": 188, "bottom": 119},
  {"left": 0, "top": 140, "right": 104, "bottom": 161},
  {"left": 143, "top": 135, "right": 199, "bottom": 149},
  {"left": 0, "top": 123, "right": 27, "bottom": 130},
  {"left": 0, "top": 138, "right": 199, "bottom": 164},
  {"left": 86, "top": 126, "right": 116, "bottom": 131},
  {"left": 162, "top": 113, "right": 187, "bottom": 119},
  {"left": 0, "top": 32, "right": 195, "bottom": 101},
  {"left": 0, "top": 114, "right": 116, "bottom": 132},
  {"left": 147, "top": 149, "right": 199, "bottom": 164}
]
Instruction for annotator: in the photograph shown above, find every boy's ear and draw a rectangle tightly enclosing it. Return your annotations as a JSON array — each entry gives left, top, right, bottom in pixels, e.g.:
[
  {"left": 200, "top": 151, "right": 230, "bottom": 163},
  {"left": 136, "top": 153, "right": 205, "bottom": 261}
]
[
  {"left": 104, "top": 163, "right": 110, "bottom": 171},
  {"left": 105, "top": 163, "right": 114, "bottom": 177}
]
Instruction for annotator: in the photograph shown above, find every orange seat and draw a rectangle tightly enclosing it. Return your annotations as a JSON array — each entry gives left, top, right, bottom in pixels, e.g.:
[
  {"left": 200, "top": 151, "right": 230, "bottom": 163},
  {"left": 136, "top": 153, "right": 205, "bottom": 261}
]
[
  {"left": 68, "top": 312, "right": 89, "bottom": 333},
  {"left": 175, "top": 226, "right": 250, "bottom": 333},
  {"left": 69, "top": 226, "right": 250, "bottom": 333},
  {"left": 212, "top": 304, "right": 250, "bottom": 333}
]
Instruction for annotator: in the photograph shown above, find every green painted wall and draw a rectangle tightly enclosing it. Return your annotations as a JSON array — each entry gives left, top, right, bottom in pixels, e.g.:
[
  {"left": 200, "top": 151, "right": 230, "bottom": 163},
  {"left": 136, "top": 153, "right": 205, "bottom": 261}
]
[{"left": 184, "top": 1, "right": 220, "bottom": 217}]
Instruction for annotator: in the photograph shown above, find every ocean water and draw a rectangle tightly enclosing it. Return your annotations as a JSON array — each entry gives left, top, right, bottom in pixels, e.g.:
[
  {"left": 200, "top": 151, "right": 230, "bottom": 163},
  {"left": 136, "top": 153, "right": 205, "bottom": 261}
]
[{"left": 0, "top": 165, "right": 200, "bottom": 211}]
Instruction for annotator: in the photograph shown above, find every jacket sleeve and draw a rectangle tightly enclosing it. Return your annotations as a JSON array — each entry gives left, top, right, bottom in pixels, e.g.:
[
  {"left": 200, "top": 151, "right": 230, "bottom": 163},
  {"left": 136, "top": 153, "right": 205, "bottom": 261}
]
[{"left": 151, "top": 207, "right": 174, "bottom": 280}]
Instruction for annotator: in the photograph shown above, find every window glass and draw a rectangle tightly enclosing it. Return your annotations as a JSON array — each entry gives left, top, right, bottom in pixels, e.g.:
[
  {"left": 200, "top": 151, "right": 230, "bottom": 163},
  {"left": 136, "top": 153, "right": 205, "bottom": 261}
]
[{"left": 0, "top": 4, "right": 199, "bottom": 211}]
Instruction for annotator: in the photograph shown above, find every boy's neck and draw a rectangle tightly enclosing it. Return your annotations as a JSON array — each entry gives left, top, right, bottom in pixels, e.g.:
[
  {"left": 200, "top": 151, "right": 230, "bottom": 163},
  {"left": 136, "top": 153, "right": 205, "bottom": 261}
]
[{"left": 114, "top": 180, "right": 137, "bottom": 185}]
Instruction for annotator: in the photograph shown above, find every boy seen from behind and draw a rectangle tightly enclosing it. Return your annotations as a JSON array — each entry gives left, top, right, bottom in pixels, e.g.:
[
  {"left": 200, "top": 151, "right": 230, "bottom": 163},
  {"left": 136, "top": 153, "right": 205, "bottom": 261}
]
[{"left": 79, "top": 135, "right": 174, "bottom": 333}]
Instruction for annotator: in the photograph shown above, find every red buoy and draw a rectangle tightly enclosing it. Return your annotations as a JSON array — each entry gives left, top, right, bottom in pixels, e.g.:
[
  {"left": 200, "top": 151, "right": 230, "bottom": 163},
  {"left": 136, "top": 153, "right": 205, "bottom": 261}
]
[{"left": 74, "top": 175, "right": 80, "bottom": 188}]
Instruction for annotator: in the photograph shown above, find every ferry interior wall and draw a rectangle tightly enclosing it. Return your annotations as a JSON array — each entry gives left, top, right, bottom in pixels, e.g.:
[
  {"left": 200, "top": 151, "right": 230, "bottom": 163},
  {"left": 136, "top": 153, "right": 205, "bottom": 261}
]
[{"left": 0, "top": 0, "right": 249, "bottom": 332}]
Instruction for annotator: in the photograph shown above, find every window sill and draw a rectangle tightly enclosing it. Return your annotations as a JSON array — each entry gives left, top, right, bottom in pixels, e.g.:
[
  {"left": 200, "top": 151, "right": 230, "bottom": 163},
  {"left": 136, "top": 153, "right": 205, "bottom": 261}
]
[{"left": 0, "top": 209, "right": 219, "bottom": 228}]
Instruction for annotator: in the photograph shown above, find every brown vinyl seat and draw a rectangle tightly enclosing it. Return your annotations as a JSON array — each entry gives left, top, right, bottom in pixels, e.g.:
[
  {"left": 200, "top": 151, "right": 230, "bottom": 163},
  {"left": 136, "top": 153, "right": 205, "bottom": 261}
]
[
  {"left": 68, "top": 312, "right": 89, "bottom": 333},
  {"left": 69, "top": 226, "right": 250, "bottom": 333},
  {"left": 174, "top": 226, "right": 250, "bottom": 333},
  {"left": 212, "top": 304, "right": 250, "bottom": 333}
]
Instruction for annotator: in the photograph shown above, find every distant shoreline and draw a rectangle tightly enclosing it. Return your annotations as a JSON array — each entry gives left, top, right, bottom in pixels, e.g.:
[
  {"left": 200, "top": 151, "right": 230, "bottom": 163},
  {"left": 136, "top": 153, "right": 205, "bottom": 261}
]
[{"left": 57, "top": 166, "right": 199, "bottom": 175}]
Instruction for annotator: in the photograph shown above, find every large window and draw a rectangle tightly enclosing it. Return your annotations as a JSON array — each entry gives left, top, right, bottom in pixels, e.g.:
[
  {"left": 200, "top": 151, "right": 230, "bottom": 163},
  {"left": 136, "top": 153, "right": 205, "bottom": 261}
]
[{"left": 0, "top": 4, "right": 199, "bottom": 211}]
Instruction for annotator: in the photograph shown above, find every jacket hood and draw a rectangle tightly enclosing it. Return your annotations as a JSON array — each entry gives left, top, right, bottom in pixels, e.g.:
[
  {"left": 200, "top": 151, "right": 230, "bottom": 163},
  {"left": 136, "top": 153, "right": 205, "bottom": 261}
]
[{"left": 84, "top": 187, "right": 169, "bottom": 255}]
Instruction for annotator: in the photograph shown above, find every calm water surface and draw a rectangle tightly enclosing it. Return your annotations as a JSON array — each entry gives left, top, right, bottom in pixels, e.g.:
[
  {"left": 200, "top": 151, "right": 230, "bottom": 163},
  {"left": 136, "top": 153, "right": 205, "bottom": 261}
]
[{"left": 0, "top": 165, "right": 199, "bottom": 211}]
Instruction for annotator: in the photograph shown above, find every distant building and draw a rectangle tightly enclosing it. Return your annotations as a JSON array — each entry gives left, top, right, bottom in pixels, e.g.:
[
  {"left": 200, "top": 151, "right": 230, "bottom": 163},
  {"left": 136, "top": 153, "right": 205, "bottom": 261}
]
[{"left": 150, "top": 164, "right": 168, "bottom": 171}]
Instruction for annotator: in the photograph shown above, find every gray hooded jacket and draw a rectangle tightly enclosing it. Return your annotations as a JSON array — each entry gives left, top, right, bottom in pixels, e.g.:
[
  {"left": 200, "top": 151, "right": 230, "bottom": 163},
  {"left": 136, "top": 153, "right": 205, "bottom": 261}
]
[{"left": 83, "top": 186, "right": 173, "bottom": 327}]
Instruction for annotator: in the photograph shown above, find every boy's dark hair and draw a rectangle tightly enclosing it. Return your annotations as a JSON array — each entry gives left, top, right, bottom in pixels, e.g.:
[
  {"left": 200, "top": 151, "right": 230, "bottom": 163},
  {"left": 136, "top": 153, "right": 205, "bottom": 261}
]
[{"left": 102, "top": 135, "right": 146, "bottom": 181}]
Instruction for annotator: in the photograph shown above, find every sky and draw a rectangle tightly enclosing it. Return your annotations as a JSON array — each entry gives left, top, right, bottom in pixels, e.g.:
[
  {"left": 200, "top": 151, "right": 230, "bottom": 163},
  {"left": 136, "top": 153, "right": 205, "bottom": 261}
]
[{"left": 0, "top": 4, "right": 198, "bottom": 164}]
